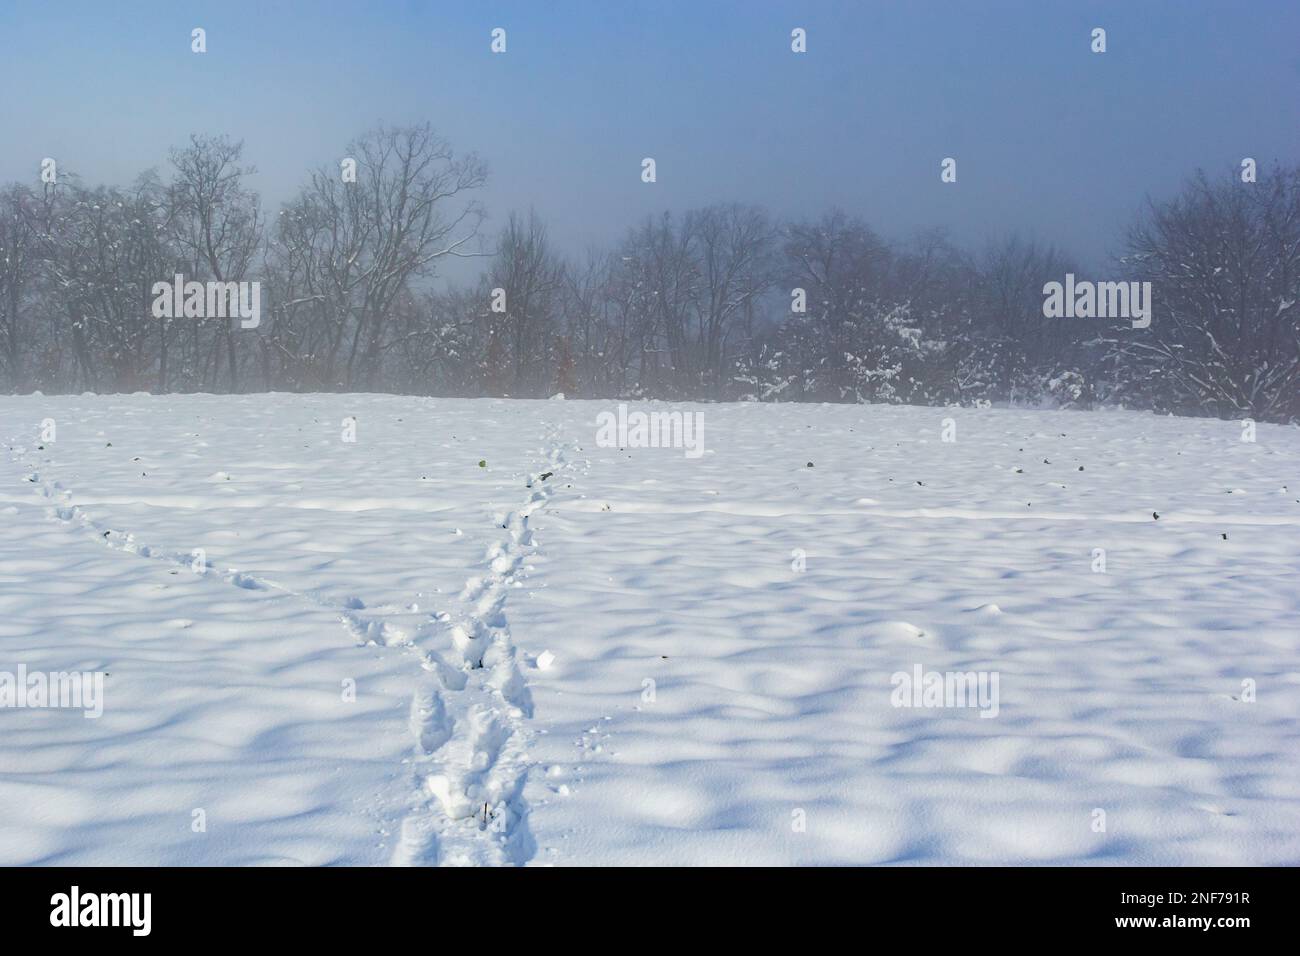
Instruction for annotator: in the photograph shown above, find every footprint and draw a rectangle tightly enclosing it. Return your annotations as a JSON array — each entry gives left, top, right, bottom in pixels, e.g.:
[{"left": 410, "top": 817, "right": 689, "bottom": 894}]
[
  {"left": 410, "top": 684, "right": 453, "bottom": 755},
  {"left": 390, "top": 814, "right": 440, "bottom": 866},
  {"left": 425, "top": 773, "right": 474, "bottom": 820}
]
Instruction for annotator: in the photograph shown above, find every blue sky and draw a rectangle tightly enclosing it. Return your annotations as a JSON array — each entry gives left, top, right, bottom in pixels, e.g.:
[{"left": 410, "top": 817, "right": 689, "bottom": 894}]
[{"left": 1, "top": 0, "right": 1296, "bottom": 276}]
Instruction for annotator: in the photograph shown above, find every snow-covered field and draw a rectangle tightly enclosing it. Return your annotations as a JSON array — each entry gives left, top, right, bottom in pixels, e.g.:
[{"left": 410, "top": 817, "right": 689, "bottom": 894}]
[{"left": 1, "top": 393, "right": 1297, "bottom": 866}]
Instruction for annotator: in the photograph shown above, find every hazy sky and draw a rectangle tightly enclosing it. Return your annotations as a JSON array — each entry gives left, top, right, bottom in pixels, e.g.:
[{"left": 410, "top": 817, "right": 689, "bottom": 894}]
[{"left": 2, "top": 0, "right": 1297, "bottom": 278}]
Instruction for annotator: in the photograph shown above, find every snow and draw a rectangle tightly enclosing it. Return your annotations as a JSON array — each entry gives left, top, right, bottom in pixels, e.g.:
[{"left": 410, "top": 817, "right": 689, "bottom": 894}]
[{"left": 1, "top": 393, "right": 1298, "bottom": 865}]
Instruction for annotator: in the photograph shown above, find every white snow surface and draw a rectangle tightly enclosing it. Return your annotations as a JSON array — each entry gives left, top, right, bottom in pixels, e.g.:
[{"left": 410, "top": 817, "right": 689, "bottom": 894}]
[{"left": 1, "top": 393, "right": 1297, "bottom": 866}]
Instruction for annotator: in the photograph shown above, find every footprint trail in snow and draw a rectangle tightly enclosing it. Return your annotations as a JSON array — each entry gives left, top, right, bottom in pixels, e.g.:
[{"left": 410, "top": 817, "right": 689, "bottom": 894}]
[{"left": 392, "top": 426, "right": 571, "bottom": 867}]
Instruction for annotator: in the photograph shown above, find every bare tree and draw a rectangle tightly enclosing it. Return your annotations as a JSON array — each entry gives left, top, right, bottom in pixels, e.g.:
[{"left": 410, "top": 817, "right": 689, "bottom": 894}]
[
  {"left": 42, "top": 179, "right": 177, "bottom": 390},
  {"left": 1110, "top": 166, "right": 1300, "bottom": 420},
  {"left": 686, "top": 203, "right": 773, "bottom": 396},
  {"left": 268, "top": 123, "right": 487, "bottom": 390},
  {"left": 168, "top": 135, "right": 262, "bottom": 391},
  {"left": 0, "top": 185, "right": 46, "bottom": 389},
  {"left": 561, "top": 246, "right": 615, "bottom": 396},
  {"left": 489, "top": 210, "right": 565, "bottom": 395}
]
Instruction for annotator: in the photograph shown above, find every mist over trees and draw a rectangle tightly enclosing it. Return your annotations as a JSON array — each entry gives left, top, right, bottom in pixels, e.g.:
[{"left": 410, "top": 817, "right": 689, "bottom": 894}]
[{"left": 1, "top": 123, "right": 1296, "bottom": 422}]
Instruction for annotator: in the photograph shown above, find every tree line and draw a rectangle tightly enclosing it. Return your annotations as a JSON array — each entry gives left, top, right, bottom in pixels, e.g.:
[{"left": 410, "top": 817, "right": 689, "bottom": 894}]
[{"left": 1, "top": 123, "right": 1296, "bottom": 422}]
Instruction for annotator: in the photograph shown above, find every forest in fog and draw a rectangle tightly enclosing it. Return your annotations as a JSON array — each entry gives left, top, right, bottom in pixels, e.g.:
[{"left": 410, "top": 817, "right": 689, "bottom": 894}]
[{"left": 1, "top": 124, "right": 1296, "bottom": 422}]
